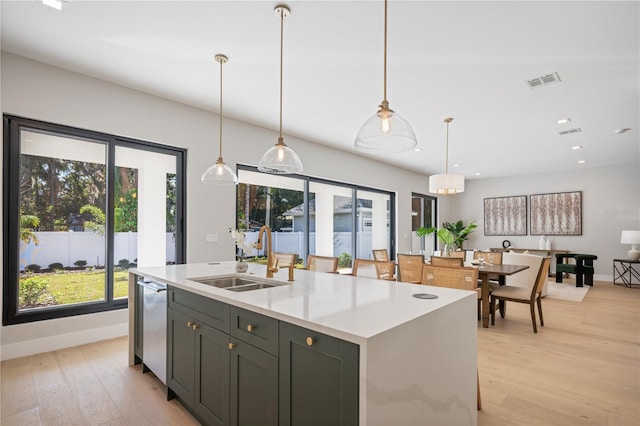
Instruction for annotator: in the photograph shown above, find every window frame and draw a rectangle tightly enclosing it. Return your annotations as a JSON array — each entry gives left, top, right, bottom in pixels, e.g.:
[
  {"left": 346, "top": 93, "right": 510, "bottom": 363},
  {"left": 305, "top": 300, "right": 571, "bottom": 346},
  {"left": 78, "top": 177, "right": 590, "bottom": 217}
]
[
  {"left": 3, "top": 115, "right": 187, "bottom": 325},
  {"left": 236, "top": 164, "right": 396, "bottom": 265}
]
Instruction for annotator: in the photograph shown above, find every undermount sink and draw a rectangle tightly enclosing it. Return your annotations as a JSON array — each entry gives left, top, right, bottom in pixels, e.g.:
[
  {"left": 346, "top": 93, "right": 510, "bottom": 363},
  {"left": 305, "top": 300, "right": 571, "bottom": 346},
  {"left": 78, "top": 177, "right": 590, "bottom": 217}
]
[{"left": 188, "top": 275, "right": 287, "bottom": 292}]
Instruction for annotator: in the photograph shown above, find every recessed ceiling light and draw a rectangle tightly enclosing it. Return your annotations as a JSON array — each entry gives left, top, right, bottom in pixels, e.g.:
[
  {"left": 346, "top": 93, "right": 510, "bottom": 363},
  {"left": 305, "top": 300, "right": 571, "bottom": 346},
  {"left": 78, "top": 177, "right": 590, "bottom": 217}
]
[
  {"left": 42, "top": 0, "right": 63, "bottom": 10},
  {"left": 453, "top": 163, "right": 460, "bottom": 168},
  {"left": 475, "top": 172, "right": 481, "bottom": 176},
  {"left": 414, "top": 147, "right": 423, "bottom": 152},
  {"left": 557, "top": 118, "right": 571, "bottom": 124},
  {"left": 571, "top": 145, "right": 582, "bottom": 150},
  {"left": 614, "top": 128, "right": 631, "bottom": 134},
  {"left": 578, "top": 160, "right": 586, "bottom": 164}
]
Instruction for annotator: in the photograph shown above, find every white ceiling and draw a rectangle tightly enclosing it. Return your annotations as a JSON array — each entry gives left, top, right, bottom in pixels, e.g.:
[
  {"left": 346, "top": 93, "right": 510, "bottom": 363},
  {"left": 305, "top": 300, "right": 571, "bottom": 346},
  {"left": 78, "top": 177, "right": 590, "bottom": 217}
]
[{"left": 2, "top": 0, "right": 638, "bottom": 179}]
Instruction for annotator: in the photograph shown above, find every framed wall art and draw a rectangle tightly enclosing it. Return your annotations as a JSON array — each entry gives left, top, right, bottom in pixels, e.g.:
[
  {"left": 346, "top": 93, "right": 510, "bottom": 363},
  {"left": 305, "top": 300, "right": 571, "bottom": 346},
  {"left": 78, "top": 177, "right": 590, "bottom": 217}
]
[
  {"left": 484, "top": 195, "right": 527, "bottom": 236},
  {"left": 530, "top": 191, "right": 582, "bottom": 236}
]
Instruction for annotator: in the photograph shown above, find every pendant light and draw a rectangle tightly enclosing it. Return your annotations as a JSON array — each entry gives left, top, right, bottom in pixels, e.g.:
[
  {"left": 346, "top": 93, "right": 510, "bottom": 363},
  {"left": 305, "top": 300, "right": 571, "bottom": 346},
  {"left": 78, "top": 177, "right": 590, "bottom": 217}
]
[
  {"left": 257, "top": 4, "right": 303, "bottom": 175},
  {"left": 354, "top": 0, "right": 417, "bottom": 153},
  {"left": 201, "top": 54, "right": 239, "bottom": 185},
  {"left": 429, "top": 117, "right": 465, "bottom": 195}
]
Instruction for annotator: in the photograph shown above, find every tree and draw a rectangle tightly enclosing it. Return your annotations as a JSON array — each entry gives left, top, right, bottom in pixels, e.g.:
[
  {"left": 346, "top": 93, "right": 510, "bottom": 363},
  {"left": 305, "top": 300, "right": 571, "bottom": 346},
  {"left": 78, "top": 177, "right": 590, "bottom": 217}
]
[{"left": 20, "top": 215, "right": 40, "bottom": 245}]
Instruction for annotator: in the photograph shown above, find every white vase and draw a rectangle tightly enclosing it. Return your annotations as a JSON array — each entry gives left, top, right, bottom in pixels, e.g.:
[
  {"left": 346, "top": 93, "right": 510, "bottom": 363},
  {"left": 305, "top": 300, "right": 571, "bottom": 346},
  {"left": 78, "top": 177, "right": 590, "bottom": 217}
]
[
  {"left": 545, "top": 238, "right": 551, "bottom": 251},
  {"left": 235, "top": 260, "right": 248, "bottom": 273},
  {"left": 539, "top": 235, "right": 546, "bottom": 250}
]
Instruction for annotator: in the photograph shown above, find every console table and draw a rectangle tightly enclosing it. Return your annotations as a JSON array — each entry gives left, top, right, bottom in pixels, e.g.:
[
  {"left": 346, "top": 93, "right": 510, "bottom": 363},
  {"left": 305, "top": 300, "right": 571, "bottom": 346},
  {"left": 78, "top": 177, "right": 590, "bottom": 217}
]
[{"left": 613, "top": 259, "right": 640, "bottom": 288}]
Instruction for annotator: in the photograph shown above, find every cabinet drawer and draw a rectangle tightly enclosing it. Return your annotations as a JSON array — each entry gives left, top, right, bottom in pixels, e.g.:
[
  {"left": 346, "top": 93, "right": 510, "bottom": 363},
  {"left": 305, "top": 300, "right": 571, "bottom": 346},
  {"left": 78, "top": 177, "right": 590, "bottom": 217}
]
[
  {"left": 230, "top": 307, "right": 279, "bottom": 356},
  {"left": 168, "top": 286, "right": 229, "bottom": 333}
]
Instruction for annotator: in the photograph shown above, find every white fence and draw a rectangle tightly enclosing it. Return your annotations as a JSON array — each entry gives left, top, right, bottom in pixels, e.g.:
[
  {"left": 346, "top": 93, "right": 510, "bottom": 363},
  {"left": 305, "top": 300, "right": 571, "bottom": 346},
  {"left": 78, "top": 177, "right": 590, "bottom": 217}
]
[
  {"left": 20, "top": 231, "right": 377, "bottom": 271},
  {"left": 19, "top": 232, "right": 176, "bottom": 270}
]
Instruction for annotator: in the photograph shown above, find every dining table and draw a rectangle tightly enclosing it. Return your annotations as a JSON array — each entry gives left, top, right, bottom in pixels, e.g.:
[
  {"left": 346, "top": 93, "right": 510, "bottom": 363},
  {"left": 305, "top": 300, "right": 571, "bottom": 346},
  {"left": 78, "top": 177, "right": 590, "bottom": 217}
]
[{"left": 475, "top": 263, "right": 530, "bottom": 328}]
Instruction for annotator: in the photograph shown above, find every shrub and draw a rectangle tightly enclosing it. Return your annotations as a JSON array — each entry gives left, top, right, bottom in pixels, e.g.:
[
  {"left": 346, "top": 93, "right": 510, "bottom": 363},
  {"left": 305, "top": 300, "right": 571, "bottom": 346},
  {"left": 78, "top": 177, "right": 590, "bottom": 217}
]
[
  {"left": 25, "top": 264, "right": 41, "bottom": 273},
  {"left": 338, "top": 252, "right": 352, "bottom": 268},
  {"left": 48, "top": 262, "right": 64, "bottom": 270},
  {"left": 74, "top": 260, "right": 87, "bottom": 267},
  {"left": 19, "top": 275, "right": 53, "bottom": 307},
  {"left": 118, "top": 259, "right": 130, "bottom": 269}
]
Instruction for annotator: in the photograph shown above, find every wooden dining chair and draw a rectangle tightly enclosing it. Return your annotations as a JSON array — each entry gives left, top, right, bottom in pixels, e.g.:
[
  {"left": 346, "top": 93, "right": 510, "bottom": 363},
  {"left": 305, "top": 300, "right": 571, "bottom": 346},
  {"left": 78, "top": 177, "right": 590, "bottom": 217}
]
[
  {"left": 421, "top": 264, "right": 481, "bottom": 318},
  {"left": 272, "top": 252, "right": 298, "bottom": 267},
  {"left": 352, "top": 259, "right": 395, "bottom": 280},
  {"left": 371, "top": 249, "right": 390, "bottom": 261},
  {"left": 430, "top": 256, "right": 464, "bottom": 267},
  {"left": 490, "top": 257, "right": 551, "bottom": 333},
  {"left": 306, "top": 255, "right": 338, "bottom": 273},
  {"left": 396, "top": 254, "right": 424, "bottom": 283}
]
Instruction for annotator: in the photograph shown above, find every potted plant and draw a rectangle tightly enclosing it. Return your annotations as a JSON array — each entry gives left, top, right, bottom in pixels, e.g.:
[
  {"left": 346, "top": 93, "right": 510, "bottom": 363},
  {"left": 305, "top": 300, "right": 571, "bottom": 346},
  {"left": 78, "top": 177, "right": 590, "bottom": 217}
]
[
  {"left": 442, "top": 220, "right": 477, "bottom": 250},
  {"left": 416, "top": 226, "right": 456, "bottom": 256}
]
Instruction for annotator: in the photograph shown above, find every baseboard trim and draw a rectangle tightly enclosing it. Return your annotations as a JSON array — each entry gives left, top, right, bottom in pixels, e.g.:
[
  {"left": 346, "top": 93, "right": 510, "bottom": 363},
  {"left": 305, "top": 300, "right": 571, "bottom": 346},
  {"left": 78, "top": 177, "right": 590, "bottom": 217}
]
[{"left": 1, "top": 322, "right": 127, "bottom": 361}]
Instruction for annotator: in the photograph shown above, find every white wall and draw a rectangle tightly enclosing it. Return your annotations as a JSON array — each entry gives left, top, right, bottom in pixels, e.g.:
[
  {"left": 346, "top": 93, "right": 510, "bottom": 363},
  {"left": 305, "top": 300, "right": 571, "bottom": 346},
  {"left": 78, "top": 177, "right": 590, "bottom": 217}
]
[
  {"left": 0, "top": 52, "right": 430, "bottom": 359},
  {"left": 438, "top": 165, "right": 640, "bottom": 281}
]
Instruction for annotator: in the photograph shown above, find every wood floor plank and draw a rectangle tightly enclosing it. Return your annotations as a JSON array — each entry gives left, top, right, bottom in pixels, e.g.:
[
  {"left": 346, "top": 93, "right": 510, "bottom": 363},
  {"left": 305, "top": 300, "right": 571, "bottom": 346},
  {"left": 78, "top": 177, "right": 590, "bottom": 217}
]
[{"left": 2, "top": 279, "right": 638, "bottom": 426}]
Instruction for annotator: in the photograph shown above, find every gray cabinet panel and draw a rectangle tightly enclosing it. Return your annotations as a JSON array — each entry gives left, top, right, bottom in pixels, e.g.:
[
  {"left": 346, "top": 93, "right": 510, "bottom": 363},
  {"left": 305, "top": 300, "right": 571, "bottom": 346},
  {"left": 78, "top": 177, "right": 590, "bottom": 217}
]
[
  {"left": 230, "top": 339, "right": 278, "bottom": 426},
  {"left": 279, "top": 322, "right": 359, "bottom": 426},
  {"left": 167, "top": 308, "right": 195, "bottom": 403},
  {"left": 195, "top": 323, "right": 230, "bottom": 426}
]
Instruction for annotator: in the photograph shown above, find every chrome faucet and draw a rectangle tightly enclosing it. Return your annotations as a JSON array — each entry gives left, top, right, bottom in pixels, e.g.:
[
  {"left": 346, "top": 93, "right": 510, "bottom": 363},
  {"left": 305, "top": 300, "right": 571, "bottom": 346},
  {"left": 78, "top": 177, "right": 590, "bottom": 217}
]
[{"left": 257, "top": 225, "right": 278, "bottom": 278}]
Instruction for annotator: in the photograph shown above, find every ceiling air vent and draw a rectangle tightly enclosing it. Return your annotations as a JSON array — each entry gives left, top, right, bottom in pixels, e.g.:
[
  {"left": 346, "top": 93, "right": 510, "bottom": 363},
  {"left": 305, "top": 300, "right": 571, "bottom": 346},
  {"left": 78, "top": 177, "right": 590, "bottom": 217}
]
[
  {"left": 527, "top": 72, "right": 561, "bottom": 89},
  {"left": 558, "top": 128, "right": 582, "bottom": 136}
]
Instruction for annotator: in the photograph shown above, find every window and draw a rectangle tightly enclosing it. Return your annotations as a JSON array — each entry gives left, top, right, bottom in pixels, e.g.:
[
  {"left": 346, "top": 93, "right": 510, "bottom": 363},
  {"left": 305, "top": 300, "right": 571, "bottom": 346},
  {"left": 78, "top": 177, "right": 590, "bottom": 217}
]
[
  {"left": 3, "top": 115, "right": 186, "bottom": 324},
  {"left": 411, "top": 193, "right": 437, "bottom": 255},
  {"left": 236, "top": 166, "right": 395, "bottom": 269}
]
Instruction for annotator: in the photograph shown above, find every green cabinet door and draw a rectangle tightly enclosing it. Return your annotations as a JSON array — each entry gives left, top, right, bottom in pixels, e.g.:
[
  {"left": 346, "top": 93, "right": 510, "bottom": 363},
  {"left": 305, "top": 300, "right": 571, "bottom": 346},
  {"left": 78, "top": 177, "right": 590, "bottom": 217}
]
[
  {"left": 195, "top": 321, "right": 231, "bottom": 426},
  {"left": 167, "top": 307, "right": 196, "bottom": 404},
  {"left": 279, "top": 323, "right": 359, "bottom": 426},
  {"left": 230, "top": 338, "right": 278, "bottom": 426}
]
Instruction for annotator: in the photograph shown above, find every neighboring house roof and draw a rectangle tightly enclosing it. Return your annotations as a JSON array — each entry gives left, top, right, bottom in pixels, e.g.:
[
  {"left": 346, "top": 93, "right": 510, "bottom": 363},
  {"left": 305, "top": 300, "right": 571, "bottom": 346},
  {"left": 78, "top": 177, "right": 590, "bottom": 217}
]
[{"left": 283, "top": 196, "right": 372, "bottom": 217}]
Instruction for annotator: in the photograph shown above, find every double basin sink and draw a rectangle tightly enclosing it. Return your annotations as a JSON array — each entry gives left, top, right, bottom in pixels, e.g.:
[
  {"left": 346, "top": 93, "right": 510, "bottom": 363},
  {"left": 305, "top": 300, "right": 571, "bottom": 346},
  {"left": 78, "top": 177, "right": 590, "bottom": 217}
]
[{"left": 188, "top": 275, "right": 288, "bottom": 292}]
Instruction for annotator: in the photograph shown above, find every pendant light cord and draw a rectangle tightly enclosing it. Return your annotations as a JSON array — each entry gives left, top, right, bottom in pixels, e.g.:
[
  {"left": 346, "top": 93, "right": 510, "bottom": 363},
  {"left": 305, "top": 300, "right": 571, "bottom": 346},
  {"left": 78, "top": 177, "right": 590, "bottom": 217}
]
[
  {"left": 279, "top": 7, "right": 284, "bottom": 140},
  {"left": 383, "top": 0, "right": 388, "bottom": 103},
  {"left": 218, "top": 57, "right": 224, "bottom": 159},
  {"left": 445, "top": 120, "right": 449, "bottom": 174}
]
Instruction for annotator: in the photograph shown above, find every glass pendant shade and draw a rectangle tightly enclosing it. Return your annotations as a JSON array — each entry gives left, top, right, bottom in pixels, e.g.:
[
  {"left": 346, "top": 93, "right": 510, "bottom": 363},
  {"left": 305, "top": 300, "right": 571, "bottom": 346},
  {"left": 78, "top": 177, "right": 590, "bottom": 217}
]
[
  {"left": 258, "top": 137, "right": 303, "bottom": 175},
  {"left": 202, "top": 158, "right": 238, "bottom": 185},
  {"left": 258, "top": 5, "right": 303, "bottom": 175},
  {"left": 354, "top": 0, "right": 416, "bottom": 153},
  {"left": 429, "top": 173, "right": 465, "bottom": 195},
  {"left": 354, "top": 108, "right": 417, "bottom": 153},
  {"left": 201, "top": 53, "right": 238, "bottom": 186}
]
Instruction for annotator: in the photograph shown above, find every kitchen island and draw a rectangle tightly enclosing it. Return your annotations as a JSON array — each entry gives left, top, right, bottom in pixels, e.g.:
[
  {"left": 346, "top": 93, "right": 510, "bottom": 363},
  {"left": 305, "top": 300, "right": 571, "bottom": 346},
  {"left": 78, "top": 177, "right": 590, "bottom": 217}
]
[{"left": 129, "top": 261, "right": 477, "bottom": 426}]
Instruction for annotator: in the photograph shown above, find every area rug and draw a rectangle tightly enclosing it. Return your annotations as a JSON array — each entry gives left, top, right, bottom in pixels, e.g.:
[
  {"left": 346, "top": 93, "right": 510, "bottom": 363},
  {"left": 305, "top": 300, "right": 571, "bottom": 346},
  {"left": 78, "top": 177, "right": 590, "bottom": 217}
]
[{"left": 545, "top": 281, "right": 590, "bottom": 302}]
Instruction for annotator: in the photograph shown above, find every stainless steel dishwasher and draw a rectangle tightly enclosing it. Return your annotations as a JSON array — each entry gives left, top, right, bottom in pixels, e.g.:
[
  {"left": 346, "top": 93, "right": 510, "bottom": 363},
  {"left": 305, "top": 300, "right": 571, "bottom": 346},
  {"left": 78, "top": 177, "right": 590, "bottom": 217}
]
[{"left": 137, "top": 279, "right": 167, "bottom": 384}]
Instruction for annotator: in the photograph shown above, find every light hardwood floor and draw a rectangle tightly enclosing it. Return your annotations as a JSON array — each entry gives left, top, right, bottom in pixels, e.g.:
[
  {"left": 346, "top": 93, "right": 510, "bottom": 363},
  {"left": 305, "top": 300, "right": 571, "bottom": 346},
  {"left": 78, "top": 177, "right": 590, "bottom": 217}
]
[{"left": 2, "top": 280, "right": 639, "bottom": 425}]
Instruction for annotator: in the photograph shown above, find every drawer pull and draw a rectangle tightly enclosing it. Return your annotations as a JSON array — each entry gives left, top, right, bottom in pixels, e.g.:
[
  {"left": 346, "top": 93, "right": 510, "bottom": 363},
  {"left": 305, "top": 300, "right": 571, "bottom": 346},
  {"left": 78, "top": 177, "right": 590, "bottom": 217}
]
[
  {"left": 192, "top": 324, "right": 199, "bottom": 331},
  {"left": 187, "top": 321, "right": 192, "bottom": 328},
  {"left": 246, "top": 324, "right": 254, "bottom": 333},
  {"left": 306, "top": 337, "right": 314, "bottom": 346},
  {"left": 228, "top": 342, "right": 235, "bottom": 350}
]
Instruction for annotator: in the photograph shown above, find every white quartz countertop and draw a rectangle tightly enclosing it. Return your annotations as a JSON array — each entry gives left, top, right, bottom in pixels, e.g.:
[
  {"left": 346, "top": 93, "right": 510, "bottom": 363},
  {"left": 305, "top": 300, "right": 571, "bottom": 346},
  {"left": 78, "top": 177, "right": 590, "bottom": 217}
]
[{"left": 131, "top": 261, "right": 474, "bottom": 345}]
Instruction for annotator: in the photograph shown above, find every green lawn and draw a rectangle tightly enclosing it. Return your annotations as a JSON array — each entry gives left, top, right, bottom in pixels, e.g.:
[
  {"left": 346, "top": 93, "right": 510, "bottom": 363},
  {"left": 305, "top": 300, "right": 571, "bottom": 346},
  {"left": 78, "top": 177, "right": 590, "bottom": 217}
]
[{"left": 19, "top": 269, "right": 129, "bottom": 309}]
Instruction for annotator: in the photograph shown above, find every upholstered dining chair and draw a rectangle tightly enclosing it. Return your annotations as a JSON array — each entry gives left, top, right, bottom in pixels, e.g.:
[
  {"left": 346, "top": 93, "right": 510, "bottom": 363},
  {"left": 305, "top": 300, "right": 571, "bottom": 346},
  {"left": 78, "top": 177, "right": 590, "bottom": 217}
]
[
  {"left": 490, "top": 256, "right": 551, "bottom": 333},
  {"left": 396, "top": 254, "right": 425, "bottom": 283},
  {"left": 430, "top": 256, "right": 464, "bottom": 267},
  {"left": 352, "top": 259, "right": 395, "bottom": 280},
  {"left": 272, "top": 252, "right": 298, "bottom": 268},
  {"left": 372, "top": 249, "right": 390, "bottom": 261},
  {"left": 306, "top": 255, "right": 339, "bottom": 273}
]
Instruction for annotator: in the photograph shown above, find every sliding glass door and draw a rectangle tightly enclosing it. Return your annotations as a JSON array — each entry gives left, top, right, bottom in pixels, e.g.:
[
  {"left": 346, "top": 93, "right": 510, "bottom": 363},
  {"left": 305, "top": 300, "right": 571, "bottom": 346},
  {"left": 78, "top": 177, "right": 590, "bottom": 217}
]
[{"left": 3, "top": 115, "right": 185, "bottom": 324}]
